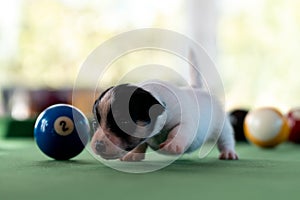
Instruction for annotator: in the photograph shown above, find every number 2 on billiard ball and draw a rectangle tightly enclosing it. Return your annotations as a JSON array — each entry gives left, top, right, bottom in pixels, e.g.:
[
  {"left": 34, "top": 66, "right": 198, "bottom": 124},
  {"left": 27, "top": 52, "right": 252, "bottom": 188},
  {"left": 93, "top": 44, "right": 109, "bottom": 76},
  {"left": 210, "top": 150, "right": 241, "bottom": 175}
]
[
  {"left": 59, "top": 120, "right": 69, "bottom": 132},
  {"left": 54, "top": 116, "right": 74, "bottom": 136}
]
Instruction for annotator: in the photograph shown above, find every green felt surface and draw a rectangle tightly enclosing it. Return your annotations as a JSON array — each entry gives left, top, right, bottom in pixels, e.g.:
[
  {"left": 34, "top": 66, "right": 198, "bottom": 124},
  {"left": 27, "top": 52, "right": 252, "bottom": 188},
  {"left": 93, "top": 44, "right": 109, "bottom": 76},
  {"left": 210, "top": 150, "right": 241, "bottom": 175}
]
[
  {"left": 0, "top": 117, "right": 35, "bottom": 138},
  {"left": 1, "top": 139, "right": 300, "bottom": 200}
]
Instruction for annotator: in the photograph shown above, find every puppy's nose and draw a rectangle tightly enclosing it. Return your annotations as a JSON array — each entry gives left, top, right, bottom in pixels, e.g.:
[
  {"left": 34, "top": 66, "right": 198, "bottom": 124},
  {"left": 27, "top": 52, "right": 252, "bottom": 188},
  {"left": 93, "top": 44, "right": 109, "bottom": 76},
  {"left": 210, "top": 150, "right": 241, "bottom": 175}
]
[{"left": 95, "top": 140, "right": 106, "bottom": 153}]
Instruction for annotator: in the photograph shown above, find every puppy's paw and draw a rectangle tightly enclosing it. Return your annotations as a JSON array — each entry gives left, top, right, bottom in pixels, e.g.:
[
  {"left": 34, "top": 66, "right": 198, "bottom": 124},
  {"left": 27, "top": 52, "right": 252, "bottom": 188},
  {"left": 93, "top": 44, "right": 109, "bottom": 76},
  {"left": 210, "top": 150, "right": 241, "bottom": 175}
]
[
  {"left": 120, "top": 152, "right": 145, "bottom": 162},
  {"left": 219, "top": 149, "right": 238, "bottom": 160},
  {"left": 159, "top": 140, "right": 185, "bottom": 155}
]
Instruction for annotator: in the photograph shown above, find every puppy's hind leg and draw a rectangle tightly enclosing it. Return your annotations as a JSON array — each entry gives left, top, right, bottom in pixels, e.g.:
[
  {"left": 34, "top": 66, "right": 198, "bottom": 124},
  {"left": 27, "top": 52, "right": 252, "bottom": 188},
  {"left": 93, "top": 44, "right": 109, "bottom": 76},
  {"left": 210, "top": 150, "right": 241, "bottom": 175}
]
[{"left": 217, "top": 117, "right": 239, "bottom": 160}]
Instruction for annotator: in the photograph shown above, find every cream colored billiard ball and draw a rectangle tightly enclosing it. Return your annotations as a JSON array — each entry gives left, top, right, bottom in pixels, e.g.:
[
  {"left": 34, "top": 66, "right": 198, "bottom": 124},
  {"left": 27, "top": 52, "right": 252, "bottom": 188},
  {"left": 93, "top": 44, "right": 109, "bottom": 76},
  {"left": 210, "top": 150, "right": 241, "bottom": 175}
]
[{"left": 244, "top": 107, "right": 289, "bottom": 148}]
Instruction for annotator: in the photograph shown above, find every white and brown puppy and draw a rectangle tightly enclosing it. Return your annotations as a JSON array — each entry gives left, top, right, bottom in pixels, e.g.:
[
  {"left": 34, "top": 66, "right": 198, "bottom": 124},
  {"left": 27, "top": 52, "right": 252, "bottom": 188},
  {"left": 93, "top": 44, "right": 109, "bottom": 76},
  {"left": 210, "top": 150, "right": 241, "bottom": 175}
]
[
  {"left": 91, "top": 85, "right": 238, "bottom": 161},
  {"left": 91, "top": 53, "right": 238, "bottom": 161}
]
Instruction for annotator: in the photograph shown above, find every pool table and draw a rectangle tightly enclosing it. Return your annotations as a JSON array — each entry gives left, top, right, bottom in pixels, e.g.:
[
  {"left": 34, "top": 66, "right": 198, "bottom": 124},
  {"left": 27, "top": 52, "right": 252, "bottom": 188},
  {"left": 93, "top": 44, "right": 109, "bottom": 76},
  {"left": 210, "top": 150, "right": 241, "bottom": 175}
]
[{"left": 1, "top": 138, "right": 300, "bottom": 200}]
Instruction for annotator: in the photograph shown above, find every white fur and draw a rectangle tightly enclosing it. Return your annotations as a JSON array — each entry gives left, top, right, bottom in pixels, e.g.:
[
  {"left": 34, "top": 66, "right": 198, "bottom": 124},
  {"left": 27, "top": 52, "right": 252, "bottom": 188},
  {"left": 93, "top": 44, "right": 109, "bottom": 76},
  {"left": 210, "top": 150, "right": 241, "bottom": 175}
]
[{"left": 138, "top": 80, "right": 237, "bottom": 159}]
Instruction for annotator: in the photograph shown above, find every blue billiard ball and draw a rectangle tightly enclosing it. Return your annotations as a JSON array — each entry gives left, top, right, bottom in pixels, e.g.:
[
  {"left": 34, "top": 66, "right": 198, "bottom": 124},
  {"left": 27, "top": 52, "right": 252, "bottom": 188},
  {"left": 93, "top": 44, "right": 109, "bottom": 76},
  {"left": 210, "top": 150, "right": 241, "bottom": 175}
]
[{"left": 34, "top": 104, "right": 90, "bottom": 160}]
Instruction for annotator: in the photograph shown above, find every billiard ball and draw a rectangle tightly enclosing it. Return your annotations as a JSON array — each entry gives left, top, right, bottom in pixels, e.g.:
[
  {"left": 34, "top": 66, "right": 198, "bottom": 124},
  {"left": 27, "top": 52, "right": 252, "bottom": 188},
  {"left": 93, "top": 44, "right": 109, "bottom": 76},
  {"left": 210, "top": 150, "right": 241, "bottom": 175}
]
[
  {"left": 34, "top": 104, "right": 90, "bottom": 160},
  {"left": 229, "top": 109, "right": 249, "bottom": 142},
  {"left": 287, "top": 108, "right": 300, "bottom": 144},
  {"left": 244, "top": 107, "right": 289, "bottom": 148}
]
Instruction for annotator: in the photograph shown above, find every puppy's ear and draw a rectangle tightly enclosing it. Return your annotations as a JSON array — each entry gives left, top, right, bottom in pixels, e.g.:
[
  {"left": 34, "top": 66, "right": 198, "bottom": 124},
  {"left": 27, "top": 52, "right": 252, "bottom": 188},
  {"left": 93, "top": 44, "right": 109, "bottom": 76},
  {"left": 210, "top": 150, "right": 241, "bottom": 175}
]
[
  {"left": 93, "top": 86, "right": 114, "bottom": 123},
  {"left": 129, "top": 87, "right": 166, "bottom": 138},
  {"left": 107, "top": 85, "right": 166, "bottom": 142},
  {"left": 128, "top": 86, "right": 165, "bottom": 124},
  {"left": 111, "top": 84, "right": 165, "bottom": 124}
]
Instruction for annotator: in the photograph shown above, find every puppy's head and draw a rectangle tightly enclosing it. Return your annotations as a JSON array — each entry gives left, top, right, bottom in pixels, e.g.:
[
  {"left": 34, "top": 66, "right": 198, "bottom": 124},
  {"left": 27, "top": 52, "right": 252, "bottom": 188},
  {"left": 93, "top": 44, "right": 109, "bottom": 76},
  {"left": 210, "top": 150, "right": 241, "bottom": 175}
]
[{"left": 91, "top": 84, "right": 166, "bottom": 160}]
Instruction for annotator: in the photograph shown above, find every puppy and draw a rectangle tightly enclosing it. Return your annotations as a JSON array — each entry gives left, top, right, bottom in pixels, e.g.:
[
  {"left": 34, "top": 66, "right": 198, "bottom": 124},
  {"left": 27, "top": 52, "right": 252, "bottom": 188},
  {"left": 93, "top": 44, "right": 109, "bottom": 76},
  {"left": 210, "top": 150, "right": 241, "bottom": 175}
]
[{"left": 91, "top": 52, "right": 238, "bottom": 162}]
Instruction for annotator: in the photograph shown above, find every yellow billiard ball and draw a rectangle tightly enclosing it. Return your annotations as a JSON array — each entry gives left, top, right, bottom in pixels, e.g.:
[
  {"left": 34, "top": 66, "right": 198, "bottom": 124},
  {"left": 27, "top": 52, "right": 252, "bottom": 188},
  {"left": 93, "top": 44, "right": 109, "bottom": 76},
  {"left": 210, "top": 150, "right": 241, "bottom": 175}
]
[{"left": 244, "top": 107, "right": 289, "bottom": 148}]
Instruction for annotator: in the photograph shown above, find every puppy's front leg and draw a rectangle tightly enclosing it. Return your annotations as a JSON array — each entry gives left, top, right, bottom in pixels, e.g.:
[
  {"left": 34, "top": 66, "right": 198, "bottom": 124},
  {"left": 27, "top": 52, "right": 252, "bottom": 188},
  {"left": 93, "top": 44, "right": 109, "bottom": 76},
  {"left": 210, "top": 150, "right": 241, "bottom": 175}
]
[
  {"left": 120, "top": 143, "right": 148, "bottom": 162},
  {"left": 159, "top": 125, "right": 190, "bottom": 155}
]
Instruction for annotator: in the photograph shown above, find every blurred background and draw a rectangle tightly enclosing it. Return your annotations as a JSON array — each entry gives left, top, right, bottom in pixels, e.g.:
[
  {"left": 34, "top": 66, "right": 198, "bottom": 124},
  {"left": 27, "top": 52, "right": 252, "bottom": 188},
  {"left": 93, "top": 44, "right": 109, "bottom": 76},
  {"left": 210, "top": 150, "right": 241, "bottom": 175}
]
[{"left": 1, "top": 0, "right": 300, "bottom": 136}]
